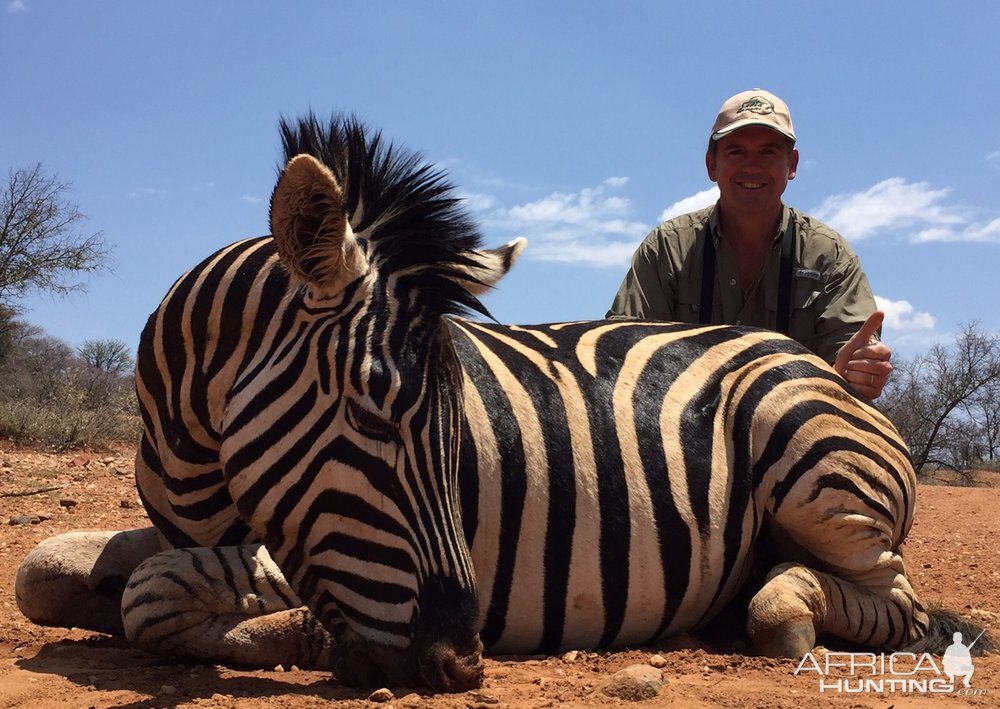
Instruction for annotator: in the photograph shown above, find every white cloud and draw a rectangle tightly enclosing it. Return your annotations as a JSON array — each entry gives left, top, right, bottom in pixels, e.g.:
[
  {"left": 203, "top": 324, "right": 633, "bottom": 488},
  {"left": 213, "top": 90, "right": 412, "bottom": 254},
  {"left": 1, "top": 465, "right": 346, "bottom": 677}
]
[
  {"left": 6, "top": 0, "right": 26, "bottom": 14},
  {"left": 456, "top": 191, "right": 497, "bottom": 212},
  {"left": 484, "top": 177, "right": 648, "bottom": 267},
  {"left": 659, "top": 186, "right": 719, "bottom": 222},
  {"left": 875, "top": 295, "right": 935, "bottom": 332},
  {"left": 242, "top": 194, "right": 262, "bottom": 205},
  {"left": 528, "top": 238, "right": 641, "bottom": 268},
  {"left": 912, "top": 217, "right": 1000, "bottom": 243},
  {"left": 988, "top": 150, "right": 1000, "bottom": 169},
  {"left": 812, "top": 178, "right": 966, "bottom": 241}
]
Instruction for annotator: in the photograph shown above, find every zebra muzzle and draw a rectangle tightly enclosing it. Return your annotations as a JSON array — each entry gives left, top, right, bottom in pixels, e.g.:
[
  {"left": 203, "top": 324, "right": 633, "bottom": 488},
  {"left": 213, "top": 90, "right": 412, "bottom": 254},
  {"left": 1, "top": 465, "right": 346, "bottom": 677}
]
[
  {"left": 417, "top": 633, "right": 485, "bottom": 692},
  {"left": 330, "top": 631, "right": 483, "bottom": 692}
]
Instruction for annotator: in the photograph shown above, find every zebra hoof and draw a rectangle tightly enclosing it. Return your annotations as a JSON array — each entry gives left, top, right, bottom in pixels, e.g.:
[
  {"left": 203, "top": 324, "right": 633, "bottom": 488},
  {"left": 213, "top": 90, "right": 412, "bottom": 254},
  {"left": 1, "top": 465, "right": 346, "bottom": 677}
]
[{"left": 749, "top": 619, "right": 816, "bottom": 658}]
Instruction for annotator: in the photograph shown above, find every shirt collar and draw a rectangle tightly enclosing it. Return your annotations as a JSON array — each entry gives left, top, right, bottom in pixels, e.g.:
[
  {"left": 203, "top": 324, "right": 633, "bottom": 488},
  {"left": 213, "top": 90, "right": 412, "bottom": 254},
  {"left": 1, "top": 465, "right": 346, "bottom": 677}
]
[{"left": 709, "top": 203, "right": 793, "bottom": 246}]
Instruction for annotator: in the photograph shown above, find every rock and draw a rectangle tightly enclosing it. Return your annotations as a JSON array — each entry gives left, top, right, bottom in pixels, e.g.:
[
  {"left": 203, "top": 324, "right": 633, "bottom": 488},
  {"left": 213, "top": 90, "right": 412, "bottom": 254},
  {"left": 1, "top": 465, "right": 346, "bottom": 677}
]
[
  {"left": 9, "top": 515, "right": 41, "bottom": 526},
  {"left": 970, "top": 608, "right": 999, "bottom": 624},
  {"left": 59, "top": 497, "right": 78, "bottom": 508},
  {"left": 120, "top": 499, "right": 133, "bottom": 509},
  {"left": 648, "top": 653, "right": 667, "bottom": 668},
  {"left": 469, "top": 692, "right": 499, "bottom": 705},
  {"left": 561, "top": 649, "right": 580, "bottom": 662},
  {"left": 160, "top": 684, "right": 177, "bottom": 695},
  {"left": 602, "top": 664, "right": 664, "bottom": 701},
  {"left": 101, "top": 457, "right": 115, "bottom": 465},
  {"left": 273, "top": 664, "right": 285, "bottom": 672},
  {"left": 69, "top": 454, "right": 92, "bottom": 468},
  {"left": 111, "top": 467, "right": 129, "bottom": 476},
  {"left": 368, "top": 687, "right": 394, "bottom": 702}
]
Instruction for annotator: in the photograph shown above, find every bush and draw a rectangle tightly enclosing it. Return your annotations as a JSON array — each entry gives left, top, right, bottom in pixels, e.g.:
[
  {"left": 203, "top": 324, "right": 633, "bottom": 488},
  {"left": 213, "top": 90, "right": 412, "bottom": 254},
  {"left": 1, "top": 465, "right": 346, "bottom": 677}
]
[{"left": 0, "top": 316, "right": 140, "bottom": 448}]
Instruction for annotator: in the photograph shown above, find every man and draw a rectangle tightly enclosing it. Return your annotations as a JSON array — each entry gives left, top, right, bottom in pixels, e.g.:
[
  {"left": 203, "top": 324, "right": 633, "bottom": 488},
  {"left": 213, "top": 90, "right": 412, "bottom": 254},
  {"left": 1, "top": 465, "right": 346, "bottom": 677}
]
[{"left": 607, "top": 88, "right": 891, "bottom": 399}]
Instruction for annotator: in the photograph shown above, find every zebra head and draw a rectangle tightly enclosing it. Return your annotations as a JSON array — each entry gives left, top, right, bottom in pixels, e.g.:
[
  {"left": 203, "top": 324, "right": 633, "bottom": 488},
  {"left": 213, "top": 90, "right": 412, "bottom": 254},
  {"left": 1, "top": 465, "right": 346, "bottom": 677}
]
[{"left": 225, "top": 116, "right": 524, "bottom": 691}]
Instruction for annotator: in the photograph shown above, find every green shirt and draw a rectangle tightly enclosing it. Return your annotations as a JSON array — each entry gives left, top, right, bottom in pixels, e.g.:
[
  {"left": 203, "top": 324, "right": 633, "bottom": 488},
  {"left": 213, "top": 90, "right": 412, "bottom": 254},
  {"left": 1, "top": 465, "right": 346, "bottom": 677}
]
[{"left": 606, "top": 204, "right": 877, "bottom": 364}]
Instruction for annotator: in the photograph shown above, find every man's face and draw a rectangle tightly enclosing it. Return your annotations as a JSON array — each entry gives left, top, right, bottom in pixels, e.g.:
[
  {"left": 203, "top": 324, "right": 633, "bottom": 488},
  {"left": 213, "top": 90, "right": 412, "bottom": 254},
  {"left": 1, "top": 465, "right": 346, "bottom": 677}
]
[{"left": 706, "top": 126, "right": 799, "bottom": 216}]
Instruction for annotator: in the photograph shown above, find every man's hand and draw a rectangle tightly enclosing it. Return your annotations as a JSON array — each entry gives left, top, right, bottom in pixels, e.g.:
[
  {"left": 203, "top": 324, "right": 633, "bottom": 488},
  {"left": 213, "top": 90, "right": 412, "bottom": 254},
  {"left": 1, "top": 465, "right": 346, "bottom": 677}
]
[{"left": 834, "top": 311, "right": 892, "bottom": 399}]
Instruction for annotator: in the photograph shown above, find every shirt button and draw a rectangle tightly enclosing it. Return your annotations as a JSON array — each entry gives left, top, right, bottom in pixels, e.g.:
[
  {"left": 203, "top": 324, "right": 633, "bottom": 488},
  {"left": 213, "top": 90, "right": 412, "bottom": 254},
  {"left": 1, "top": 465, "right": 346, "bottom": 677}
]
[{"left": 729, "top": 278, "right": 737, "bottom": 286}]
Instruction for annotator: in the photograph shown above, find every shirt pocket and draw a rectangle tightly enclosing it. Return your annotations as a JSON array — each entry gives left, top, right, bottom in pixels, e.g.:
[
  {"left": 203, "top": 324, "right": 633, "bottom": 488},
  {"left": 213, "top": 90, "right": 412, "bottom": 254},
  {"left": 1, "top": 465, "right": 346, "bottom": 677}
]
[
  {"left": 765, "top": 273, "right": 822, "bottom": 336},
  {"left": 674, "top": 297, "right": 704, "bottom": 325}
]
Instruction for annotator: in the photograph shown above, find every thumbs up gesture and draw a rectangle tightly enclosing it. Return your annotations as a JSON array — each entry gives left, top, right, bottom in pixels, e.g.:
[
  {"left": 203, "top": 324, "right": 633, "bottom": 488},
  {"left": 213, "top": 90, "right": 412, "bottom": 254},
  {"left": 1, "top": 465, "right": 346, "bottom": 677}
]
[{"left": 834, "top": 311, "right": 893, "bottom": 399}]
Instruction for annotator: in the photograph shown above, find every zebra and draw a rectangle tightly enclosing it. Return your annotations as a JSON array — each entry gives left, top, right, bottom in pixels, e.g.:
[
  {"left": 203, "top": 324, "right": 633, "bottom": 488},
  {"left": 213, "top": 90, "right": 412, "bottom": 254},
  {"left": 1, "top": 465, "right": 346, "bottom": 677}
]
[{"left": 15, "top": 114, "right": 983, "bottom": 692}]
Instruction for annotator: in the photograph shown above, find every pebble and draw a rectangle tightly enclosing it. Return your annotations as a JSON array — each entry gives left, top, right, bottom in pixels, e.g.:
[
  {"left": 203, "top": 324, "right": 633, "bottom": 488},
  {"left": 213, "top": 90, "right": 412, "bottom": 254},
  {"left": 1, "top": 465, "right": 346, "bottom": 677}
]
[
  {"left": 120, "top": 499, "right": 133, "bottom": 509},
  {"left": 368, "top": 687, "right": 394, "bottom": 702},
  {"left": 469, "top": 692, "right": 499, "bottom": 705},
  {"left": 602, "top": 664, "right": 664, "bottom": 701},
  {"left": 160, "top": 684, "right": 177, "bottom": 695},
  {"left": 273, "top": 664, "right": 285, "bottom": 672},
  {"left": 648, "top": 653, "right": 667, "bottom": 668},
  {"left": 561, "top": 650, "right": 579, "bottom": 662},
  {"left": 59, "top": 497, "right": 78, "bottom": 508}
]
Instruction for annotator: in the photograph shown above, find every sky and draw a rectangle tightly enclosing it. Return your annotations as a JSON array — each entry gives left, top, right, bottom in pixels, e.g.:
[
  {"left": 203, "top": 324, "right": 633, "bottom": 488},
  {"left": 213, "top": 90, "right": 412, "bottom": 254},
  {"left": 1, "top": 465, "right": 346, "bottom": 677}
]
[{"left": 2, "top": 1, "right": 999, "bottom": 359}]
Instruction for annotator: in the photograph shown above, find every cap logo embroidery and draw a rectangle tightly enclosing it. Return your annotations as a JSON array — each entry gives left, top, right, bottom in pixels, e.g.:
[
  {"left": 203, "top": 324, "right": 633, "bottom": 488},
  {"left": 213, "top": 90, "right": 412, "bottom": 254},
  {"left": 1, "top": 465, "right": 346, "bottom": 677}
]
[{"left": 737, "top": 96, "right": 775, "bottom": 116}]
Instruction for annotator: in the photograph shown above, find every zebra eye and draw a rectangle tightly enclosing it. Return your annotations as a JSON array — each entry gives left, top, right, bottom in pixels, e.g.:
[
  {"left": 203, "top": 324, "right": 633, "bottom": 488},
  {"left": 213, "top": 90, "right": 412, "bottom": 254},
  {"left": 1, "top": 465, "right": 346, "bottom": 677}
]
[{"left": 344, "top": 398, "right": 398, "bottom": 443}]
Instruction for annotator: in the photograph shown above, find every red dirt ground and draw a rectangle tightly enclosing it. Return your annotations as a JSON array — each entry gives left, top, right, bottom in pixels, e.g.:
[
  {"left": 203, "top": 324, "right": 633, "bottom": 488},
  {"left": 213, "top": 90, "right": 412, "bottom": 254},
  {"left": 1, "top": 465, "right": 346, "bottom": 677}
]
[{"left": 1, "top": 442, "right": 997, "bottom": 708}]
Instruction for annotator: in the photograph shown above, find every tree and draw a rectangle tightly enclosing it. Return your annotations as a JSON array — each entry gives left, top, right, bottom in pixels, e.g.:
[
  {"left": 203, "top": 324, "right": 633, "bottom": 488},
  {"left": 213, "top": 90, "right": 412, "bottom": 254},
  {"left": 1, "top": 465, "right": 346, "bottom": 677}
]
[
  {"left": 880, "top": 323, "right": 1000, "bottom": 481},
  {"left": 0, "top": 163, "right": 110, "bottom": 307},
  {"left": 0, "top": 315, "right": 139, "bottom": 447},
  {"left": 78, "top": 338, "right": 133, "bottom": 376},
  {"left": 77, "top": 338, "right": 134, "bottom": 406}
]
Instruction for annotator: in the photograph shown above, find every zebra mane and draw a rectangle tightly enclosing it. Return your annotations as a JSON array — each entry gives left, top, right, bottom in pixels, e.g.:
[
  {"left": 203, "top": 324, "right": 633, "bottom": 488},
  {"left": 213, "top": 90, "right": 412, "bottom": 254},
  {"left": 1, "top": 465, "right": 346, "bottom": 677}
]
[{"left": 276, "top": 113, "right": 492, "bottom": 320}]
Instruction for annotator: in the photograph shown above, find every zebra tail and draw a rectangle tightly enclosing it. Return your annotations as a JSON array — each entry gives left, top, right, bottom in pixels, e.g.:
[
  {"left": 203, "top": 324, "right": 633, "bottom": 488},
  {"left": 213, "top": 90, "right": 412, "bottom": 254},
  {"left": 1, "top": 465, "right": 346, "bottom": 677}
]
[{"left": 903, "top": 608, "right": 995, "bottom": 656}]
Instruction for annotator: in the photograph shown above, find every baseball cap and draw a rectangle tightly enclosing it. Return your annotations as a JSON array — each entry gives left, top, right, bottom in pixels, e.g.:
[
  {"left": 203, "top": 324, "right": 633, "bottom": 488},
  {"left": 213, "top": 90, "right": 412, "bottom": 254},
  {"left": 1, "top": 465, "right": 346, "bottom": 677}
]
[{"left": 710, "top": 89, "right": 796, "bottom": 142}]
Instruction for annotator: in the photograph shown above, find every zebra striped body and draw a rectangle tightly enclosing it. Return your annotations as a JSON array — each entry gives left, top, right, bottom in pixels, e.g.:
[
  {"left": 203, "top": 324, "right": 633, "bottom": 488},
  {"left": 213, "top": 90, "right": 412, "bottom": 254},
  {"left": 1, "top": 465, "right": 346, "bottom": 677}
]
[
  {"left": 455, "top": 319, "right": 918, "bottom": 653},
  {"left": 16, "top": 116, "right": 937, "bottom": 690},
  {"left": 132, "top": 229, "right": 921, "bottom": 656}
]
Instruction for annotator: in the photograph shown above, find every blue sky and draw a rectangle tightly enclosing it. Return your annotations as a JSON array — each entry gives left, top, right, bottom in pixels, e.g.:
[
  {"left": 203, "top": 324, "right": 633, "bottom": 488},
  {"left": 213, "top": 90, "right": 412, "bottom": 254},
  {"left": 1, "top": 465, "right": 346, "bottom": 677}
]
[{"left": 2, "top": 1, "right": 998, "bottom": 358}]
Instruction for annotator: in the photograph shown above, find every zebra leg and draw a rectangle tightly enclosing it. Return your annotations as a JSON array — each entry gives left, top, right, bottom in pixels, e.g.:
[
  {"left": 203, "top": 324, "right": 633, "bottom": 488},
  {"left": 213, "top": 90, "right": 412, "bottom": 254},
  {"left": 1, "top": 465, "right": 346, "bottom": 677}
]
[
  {"left": 747, "top": 556, "right": 929, "bottom": 657},
  {"left": 121, "top": 543, "right": 333, "bottom": 670},
  {"left": 16, "top": 527, "right": 165, "bottom": 636}
]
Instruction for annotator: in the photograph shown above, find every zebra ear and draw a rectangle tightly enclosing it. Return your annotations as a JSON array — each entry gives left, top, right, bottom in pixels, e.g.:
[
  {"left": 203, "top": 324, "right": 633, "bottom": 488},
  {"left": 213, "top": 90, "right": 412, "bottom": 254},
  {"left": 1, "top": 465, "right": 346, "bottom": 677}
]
[
  {"left": 270, "top": 153, "right": 369, "bottom": 294},
  {"left": 453, "top": 237, "right": 527, "bottom": 296}
]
